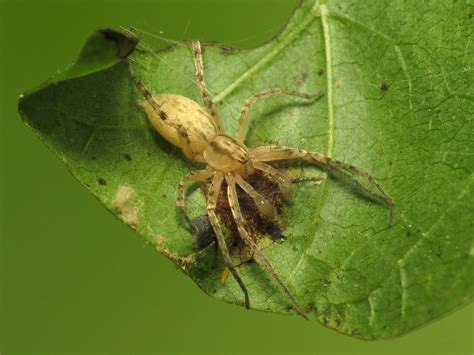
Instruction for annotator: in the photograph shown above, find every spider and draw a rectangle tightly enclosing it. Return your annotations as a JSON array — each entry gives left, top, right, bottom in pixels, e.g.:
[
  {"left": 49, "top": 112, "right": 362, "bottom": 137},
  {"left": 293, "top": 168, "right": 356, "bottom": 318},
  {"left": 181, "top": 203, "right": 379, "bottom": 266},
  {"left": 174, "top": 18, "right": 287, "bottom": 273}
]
[{"left": 131, "top": 41, "right": 394, "bottom": 319}]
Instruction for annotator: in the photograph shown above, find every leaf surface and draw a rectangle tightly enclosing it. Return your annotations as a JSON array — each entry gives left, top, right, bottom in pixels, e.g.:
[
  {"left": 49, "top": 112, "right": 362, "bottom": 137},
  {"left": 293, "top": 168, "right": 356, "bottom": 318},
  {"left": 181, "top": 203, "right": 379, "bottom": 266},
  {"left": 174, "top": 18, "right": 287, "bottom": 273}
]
[{"left": 18, "top": 0, "right": 473, "bottom": 339}]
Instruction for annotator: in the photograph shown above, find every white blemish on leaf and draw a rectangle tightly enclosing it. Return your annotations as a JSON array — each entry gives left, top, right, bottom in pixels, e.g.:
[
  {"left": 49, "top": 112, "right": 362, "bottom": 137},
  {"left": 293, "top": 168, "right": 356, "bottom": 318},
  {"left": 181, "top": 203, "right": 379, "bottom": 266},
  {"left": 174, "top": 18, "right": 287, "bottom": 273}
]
[{"left": 112, "top": 185, "right": 139, "bottom": 229}]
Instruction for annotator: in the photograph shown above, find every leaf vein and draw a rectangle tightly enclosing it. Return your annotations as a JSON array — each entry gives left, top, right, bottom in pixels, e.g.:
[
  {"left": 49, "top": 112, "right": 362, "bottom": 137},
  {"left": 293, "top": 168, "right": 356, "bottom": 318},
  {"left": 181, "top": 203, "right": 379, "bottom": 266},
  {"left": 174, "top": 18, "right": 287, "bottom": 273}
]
[
  {"left": 213, "top": 1, "right": 321, "bottom": 103},
  {"left": 366, "top": 175, "right": 473, "bottom": 322},
  {"left": 329, "top": 11, "right": 397, "bottom": 44},
  {"left": 394, "top": 45, "right": 414, "bottom": 111}
]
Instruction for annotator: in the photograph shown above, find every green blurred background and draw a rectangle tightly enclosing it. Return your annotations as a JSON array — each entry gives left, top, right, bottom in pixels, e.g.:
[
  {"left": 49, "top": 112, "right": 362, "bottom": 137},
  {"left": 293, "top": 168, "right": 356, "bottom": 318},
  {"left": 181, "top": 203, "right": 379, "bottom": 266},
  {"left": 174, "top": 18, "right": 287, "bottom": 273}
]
[{"left": 0, "top": 0, "right": 472, "bottom": 354}]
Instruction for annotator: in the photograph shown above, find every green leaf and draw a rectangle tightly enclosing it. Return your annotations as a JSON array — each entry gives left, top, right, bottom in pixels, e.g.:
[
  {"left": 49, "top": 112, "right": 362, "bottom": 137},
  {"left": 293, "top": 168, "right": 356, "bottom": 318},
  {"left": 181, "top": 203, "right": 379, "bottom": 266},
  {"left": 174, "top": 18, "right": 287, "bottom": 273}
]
[{"left": 18, "top": 0, "right": 473, "bottom": 339}]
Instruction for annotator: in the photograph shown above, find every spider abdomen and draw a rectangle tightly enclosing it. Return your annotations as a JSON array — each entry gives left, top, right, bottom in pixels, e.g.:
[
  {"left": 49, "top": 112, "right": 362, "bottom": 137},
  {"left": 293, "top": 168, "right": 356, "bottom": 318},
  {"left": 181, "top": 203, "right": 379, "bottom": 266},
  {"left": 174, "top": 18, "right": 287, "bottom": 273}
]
[{"left": 140, "top": 94, "right": 218, "bottom": 161}]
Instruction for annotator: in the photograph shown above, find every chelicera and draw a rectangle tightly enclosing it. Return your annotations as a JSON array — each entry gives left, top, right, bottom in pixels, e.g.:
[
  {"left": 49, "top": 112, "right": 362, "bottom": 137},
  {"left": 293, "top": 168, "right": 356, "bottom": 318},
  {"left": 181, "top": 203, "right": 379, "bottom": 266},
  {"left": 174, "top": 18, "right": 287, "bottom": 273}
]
[{"left": 131, "top": 41, "right": 394, "bottom": 319}]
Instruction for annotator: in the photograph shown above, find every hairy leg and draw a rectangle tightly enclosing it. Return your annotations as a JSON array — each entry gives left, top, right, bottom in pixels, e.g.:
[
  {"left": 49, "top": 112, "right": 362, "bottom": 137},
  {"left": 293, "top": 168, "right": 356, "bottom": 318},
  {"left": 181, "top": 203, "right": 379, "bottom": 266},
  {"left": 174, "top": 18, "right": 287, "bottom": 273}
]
[
  {"left": 253, "top": 161, "right": 294, "bottom": 202},
  {"left": 207, "top": 172, "right": 250, "bottom": 308},
  {"left": 291, "top": 175, "right": 325, "bottom": 184},
  {"left": 129, "top": 64, "right": 169, "bottom": 122},
  {"left": 226, "top": 174, "right": 308, "bottom": 319},
  {"left": 251, "top": 146, "right": 395, "bottom": 224},
  {"left": 233, "top": 174, "right": 275, "bottom": 219},
  {"left": 191, "top": 41, "right": 224, "bottom": 133},
  {"left": 236, "top": 89, "right": 324, "bottom": 143}
]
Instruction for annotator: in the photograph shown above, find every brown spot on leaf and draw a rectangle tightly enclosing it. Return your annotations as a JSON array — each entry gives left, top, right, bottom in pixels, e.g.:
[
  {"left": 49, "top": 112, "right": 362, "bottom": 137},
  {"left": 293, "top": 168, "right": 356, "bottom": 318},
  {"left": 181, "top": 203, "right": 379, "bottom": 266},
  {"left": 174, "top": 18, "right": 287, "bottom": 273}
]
[
  {"left": 98, "top": 178, "right": 107, "bottom": 186},
  {"left": 335, "top": 79, "right": 345, "bottom": 88},
  {"left": 123, "top": 153, "right": 133, "bottom": 161},
  {"left": 380, "top": 82, "right": 389, "bottom": 92},
  {"left": 294, "top": 68, "right": 309, "bottom": 85}
]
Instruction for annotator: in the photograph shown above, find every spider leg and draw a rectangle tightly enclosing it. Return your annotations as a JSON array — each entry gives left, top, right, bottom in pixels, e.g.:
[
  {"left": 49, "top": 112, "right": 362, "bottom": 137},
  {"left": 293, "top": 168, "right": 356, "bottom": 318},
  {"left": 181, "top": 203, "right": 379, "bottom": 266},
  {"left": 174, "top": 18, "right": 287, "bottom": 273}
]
[
  {"left": 234, "top": 174, "right": 275, "bottom": 220},
  {"left": 251, "top": 146, "right": 395, "bottom": 224},
  {"left": 252, "top": 162, "right": 324, "bottom": 201},
  {"left": 291, "top": 175, "right": 325, "bottom": 184},
  {"left": 129, "top": 64, "right": 170, "bottom": 122},
  {"left": 207, "top": 172, "right": 250, "bottom": 309},
  {"left": 177, "top": 167, "right": 214, "bottom": 231},
  {"left": 226, "top": 174, "right": 309, "bottom": 319},
  {"left": 236, "top": 89, "right": 324, "bottom": 143},
  {"left": 191, "top": 41, "right": 224, "bottom": 133},
  {"left": 221, "top": 257, "right": 254, "bottom": 284},
  {"left": 253, "top": 162, "right": 293, "bottom": 202}
]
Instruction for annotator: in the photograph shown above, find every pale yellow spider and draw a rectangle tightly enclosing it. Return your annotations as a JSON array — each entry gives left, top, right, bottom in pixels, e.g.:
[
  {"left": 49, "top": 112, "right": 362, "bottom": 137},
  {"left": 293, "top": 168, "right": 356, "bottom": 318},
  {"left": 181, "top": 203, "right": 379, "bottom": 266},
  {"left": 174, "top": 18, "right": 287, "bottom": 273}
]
[{"left": 131, "top": 41, "right": 394, "bottom": 319}]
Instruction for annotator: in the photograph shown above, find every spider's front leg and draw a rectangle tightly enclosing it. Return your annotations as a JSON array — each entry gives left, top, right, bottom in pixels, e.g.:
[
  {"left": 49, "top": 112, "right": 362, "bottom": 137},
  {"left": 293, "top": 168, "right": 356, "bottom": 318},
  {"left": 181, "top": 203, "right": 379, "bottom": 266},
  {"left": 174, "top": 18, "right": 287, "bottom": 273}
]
[
  {"left": 206, "top": 172, "right": 250, "bottom": 309},
  {"left": 250, "top": 161, "right": 294, "bottom": 202},
  {"left": 249, "top": 161, "right": 324, "bottom": 203},
  {"left": 236, "top": 88, "right": 324, "bottom": 143},
  {"left": 226, "top": 174, "right": 309, "bottom": 319},
  {"left": 251, "top": 146, "right": 395, "bottom": 224}
]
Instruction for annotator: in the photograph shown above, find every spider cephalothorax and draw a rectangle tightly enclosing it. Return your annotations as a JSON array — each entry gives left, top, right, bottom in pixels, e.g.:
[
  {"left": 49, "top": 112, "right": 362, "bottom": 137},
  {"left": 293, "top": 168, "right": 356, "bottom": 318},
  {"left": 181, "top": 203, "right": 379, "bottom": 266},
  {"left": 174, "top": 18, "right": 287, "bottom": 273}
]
[
  {"left": 132, "top": 41, "right": 394, "bottom": 319},
  {"left": 203, "top": 135, "right": 253, "bottom": 174}
]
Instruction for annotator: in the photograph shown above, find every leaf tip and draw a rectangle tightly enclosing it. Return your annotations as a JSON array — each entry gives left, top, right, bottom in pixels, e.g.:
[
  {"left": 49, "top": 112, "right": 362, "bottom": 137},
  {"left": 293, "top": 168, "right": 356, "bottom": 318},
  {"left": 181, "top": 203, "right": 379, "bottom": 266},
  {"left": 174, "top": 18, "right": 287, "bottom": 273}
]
[{"left": 98, "top": 28, "right": 139, "bottom": 59}]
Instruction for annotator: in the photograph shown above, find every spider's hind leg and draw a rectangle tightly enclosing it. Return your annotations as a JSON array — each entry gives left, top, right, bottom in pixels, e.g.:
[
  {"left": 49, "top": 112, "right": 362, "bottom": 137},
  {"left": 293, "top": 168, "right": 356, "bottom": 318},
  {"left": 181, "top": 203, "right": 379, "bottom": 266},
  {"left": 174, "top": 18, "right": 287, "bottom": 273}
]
[
  {"left": 317, "top": 154, "right": 395, "bottom": 224},
  {"left": 129, "top": 64, "right": 170, "bottom": 121},
  {"left": 191, "top": 41, "right": 224, "bottom": 132},
  {"left": 252, "top": 162, "right": 294, "bottom": 202},
  {"left": 290, "top": 173, "right": 325, "bottom": 185}
]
